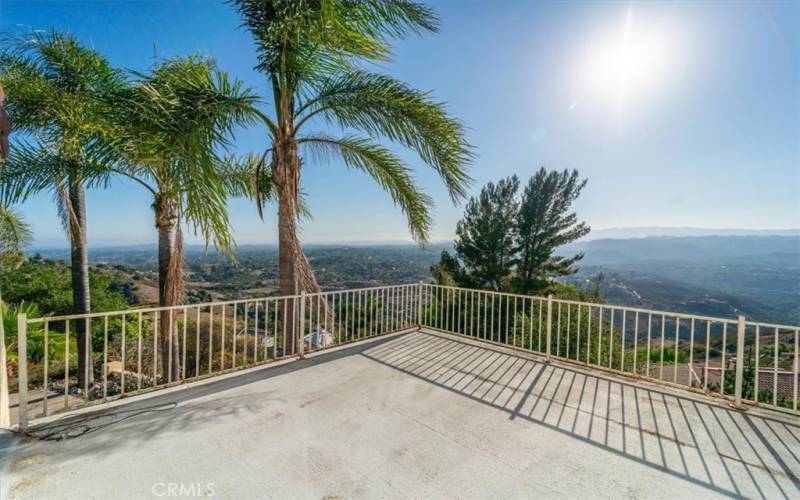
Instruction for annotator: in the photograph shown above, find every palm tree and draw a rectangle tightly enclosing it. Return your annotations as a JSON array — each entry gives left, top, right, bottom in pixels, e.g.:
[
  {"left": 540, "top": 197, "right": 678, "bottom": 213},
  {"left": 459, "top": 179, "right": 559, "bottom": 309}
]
[
  {"left": 231, "top": 0, "right": 473, "bottom": 352},
  {"left": 114, "top": 56, "right": 258, "bottom": 380},
  {"left": 0, "top": 31, "right": 125, "bottom": 391}
]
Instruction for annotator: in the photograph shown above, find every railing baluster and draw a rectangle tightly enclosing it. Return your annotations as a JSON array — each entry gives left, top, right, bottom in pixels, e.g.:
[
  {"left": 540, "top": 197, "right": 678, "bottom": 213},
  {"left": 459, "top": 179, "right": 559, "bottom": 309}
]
[
  {"left": 687, "top": 318, "right": 694, "bottom": 386},
  {"left": 720, "top": 321, "right": 728, "bottom": 396},
  {"left": 734, "top": 316, "right": 746, "bottom": 407},
  {"left": 243, "top": 302, "right": 249, "bottom": 364},
  {"left": 167, "top": 309, "right": 173, "bottom": 384},
  {"left": 84, "top": 317, "right": 91, "bottom": 398},
  {"left": 195, "top": 308, "right": 201, "bottom": 378},
  {"left": 538, "top": 298, "right": 543, "bottom": 352},
  {"left": 470, "top": 290, "right": 475, "bottom": 337},
  {"left": 674, "top": 317, "right": 680, "bottom": 384},
  {"left": 546, "top": 295, "right": 552, "bottom": 361},
  {"left": 773, "top": 326, "right": 779, "bottom": 406},
  {"left": 153, "top": 311, "right": 159, "bottom": 386},
  {"left": 482, "top": 293, "right": 488, "bottom": 341},
  {"left": 209, "top": 305, "right": 215, "bottom": 374},
  {"left": 659, "top": 314, "right": 666, "bottom": 380},
  {"left": 43, "top": 321, "right": 49, "bottom": 416},
  {"left": 512, "top": 296, "right": 517, "bottom": 347},
  {"left": 284, "top": 297, "right": 290, "bottom": 356},
  {"left": 608, "top": 308, "right": 614, "bottom": 369},
  {"left": 16, "top": 313, "right": 28, "bottom": 430},
  {"left": 703, "top": 321, "right": 710, "bottom": 391},
  {"left": 221, "top": 304, "right": 226, "bottom": 370},
  {"left": 586, "top": 306, "right": 592, "bottom": 364},
  {"left": 597, "top": 307, "right": 603, "bottom": 367},
  {"left": 182, "top": 308, "right": 187, "bottom": 381},
  {"left": 556, "top": 301, "right": 561, "bottom": 357},
  {"left": 505, "top": 294, "right": 510, "bottom": 345},
  {"left": 576, "top": 304, "right": 582, "bottom": 362},
  {"left": 138, "top": 313, "right": 143, "bottom": 391},
  {"left": 65, "top": 319, "right": 70, "bottom": 408},
  {"left": 121, "top": 314, "right": 127, "bottom": 393},
  {"left": 755, "top": 324, "right": 760, "bottom": 402},
  {"left": 620, "top": 310, "right": 625, "bottom": 372},
  {"left": 103, "top": 316, "right": 109, "bottom": 400},
  {"left": 566, "top": 303, "right": 572, "bottom": 360},
  {"left": 528, "top": 297, "right": 534, "bottom": 351}
]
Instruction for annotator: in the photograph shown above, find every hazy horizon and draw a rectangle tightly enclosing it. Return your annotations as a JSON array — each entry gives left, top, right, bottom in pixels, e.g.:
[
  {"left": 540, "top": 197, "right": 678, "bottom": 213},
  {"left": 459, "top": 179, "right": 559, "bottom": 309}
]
[{"left": 28, "top": 226, "right": 800, "bottom": 250}]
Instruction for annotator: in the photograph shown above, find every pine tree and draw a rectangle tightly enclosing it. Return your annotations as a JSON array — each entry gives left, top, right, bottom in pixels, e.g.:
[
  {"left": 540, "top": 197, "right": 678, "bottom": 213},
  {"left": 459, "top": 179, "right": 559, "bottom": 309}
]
[
  {"left": 434, "top": 168, "right": 589, "bottom": 294},
  {"left": 515, "top": 168, "right": 590, "bottom": 293},
  {"left": 436, "top": 176, "right": 519, "bottom": 291}
]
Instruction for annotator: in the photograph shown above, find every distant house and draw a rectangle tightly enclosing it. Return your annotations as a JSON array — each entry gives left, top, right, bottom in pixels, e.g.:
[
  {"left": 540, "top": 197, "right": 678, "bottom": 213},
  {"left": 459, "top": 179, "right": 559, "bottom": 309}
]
[{"left": 658, "top": 360, "right": 799, "bottom": 403}]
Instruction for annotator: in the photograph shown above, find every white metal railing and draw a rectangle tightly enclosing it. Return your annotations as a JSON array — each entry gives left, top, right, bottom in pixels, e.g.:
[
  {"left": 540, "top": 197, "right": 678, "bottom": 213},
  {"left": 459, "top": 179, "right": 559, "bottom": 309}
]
[
  {"left": 418, "top": 284, "right": 800, "bottom": 416},
  {"left": 9, "top": 283, "right": 799, "bottom": 430},
  {"left": 11, "top": 284, "right": 420, "bottom": 430}
]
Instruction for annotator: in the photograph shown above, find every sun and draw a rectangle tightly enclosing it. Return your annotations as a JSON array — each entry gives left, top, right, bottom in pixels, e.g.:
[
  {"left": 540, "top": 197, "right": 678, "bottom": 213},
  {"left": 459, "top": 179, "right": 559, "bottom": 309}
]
[{"left": 579, "top": 6, "right": 676, "bottom": 108}]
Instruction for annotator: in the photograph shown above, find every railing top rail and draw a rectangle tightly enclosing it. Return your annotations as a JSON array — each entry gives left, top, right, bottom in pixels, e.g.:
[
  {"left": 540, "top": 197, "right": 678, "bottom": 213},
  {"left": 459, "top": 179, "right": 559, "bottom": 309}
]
[
  {"left": 422, "top": 283, "right": 548, "bottom": 302},
  {"left": 745, "top": 320, "right": 800, "bottom": 331},
  {"left": 25, "top": 282, "right": 420, "bottom": 324},
  {"left": 422, "top": 283, "right": 800, "bottom": 331},
  {"left": 23, "top": 281, "right": 800, "bottom": 332}
]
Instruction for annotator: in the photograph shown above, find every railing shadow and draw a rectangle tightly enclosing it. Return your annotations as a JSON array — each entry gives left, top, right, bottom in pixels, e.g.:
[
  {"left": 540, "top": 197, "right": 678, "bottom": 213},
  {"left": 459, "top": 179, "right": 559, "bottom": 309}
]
[
  {"left": 3, "top": 329, "right": 799, "bottom": 499},
  {"left": 361, "top": 331, "right": 800, "bottom": 500}
]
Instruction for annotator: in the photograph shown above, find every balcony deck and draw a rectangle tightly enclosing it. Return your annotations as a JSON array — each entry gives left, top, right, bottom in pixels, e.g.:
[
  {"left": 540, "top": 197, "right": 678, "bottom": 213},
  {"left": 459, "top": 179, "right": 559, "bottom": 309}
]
[{"left": 2, "top": 330, "right": 799, "bottom": 499}]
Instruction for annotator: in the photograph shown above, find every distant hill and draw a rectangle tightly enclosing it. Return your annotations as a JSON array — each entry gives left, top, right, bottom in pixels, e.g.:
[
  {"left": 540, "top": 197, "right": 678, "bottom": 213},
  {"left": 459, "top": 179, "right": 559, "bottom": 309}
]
[
  {"left": 31, "top": 235, "right": 799, "bottom": 326},
  {"left": 562, "top": 235, "right": 800, "bottom": 264},
  {"left": 559, "top": 235, "right": 800, "bottom": 325},
  {"left": 584, "top": 227, "right": 800, "bottom": 240}
]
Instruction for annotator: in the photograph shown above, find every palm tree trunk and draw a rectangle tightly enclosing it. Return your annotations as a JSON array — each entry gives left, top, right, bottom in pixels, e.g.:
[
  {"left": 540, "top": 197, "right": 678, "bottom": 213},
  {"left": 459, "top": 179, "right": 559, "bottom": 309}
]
[
  {"left": 68, "top": 180, "right": 93, "bottom": 393},
  {"left": 155, "top": 195, "right": 182, "bottom": 382},
  {"left": 273, "top": 138, "right": 301, "bottom": 355}
]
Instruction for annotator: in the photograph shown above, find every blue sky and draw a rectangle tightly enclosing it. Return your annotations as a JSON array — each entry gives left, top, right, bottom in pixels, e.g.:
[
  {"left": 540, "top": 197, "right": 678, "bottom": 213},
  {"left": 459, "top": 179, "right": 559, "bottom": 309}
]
[{"left": 2, "top": 0, "right": 798, "bottom": 247}]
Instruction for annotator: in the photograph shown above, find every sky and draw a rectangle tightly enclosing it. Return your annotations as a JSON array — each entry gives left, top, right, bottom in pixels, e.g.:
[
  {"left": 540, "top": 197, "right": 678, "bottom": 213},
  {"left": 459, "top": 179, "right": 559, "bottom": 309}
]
[{"left": 1, "top": 0, "right": 798, "bottom": 248}]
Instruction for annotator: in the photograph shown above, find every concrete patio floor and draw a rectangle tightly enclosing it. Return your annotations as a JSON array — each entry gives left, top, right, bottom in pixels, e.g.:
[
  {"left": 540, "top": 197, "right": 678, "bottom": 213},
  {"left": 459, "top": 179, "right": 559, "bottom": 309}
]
[{"left": 1, "top": 330, "right": 799, "bottom": 499}]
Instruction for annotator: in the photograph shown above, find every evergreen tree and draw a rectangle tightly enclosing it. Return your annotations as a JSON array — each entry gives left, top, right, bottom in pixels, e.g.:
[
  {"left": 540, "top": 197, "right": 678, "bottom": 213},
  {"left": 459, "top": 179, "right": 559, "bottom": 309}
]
[
  {"left": 515, "top": 168, "right": 589, "bottom": 293},
  {"left": 433, "top": 169, "right": 589, "bottom": 294},
  {"left": 436, "top": 176, "right": 519, "bottom": 291}
]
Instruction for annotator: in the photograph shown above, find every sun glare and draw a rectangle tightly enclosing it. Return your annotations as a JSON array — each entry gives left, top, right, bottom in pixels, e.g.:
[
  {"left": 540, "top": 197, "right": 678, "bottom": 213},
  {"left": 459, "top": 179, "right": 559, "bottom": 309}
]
[{"left": 579, "top": 6, "right": 678, "bottom": 109}]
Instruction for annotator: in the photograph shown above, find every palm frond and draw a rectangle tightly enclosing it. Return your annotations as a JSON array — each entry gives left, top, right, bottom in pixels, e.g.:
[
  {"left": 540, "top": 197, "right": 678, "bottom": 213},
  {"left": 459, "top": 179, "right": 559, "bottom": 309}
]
[
  {"left": 0, "top": 30, "right": 126, "bottom": 148},
  {"left": 231, "top": 0, "right": 438, "bottom": 94},
  {"left": 116, "top": 55, "right": 261, "bottom": 256},
  {"left": 300, "top": 134, "right": 432, "bottom": 241},
  {"left": 296, "top": 70, "right": 473, "bottom": 202},
  {"left": 0, "top": 205, "right": 31, "bottom": 256},
  {"left": 0, "top": 139, "right": 120, "bottom": 206}
]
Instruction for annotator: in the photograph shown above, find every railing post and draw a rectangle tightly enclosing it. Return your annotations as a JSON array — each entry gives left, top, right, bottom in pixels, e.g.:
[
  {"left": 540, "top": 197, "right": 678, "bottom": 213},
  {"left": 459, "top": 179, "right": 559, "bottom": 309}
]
[
  {"left": 17, "top": 313, "right": 28, "bottom": 431},
  {"left": 734, "top": 315, "right": 746, "bottom": 408},
  {"left": 417, "top": 282, "right": 423, "bottom": 328},
  {"left": 298, "top": 292, "right": 306, "bottom": 358},
  {"left": 546, "top": 295, "right": 553, "bottom": 362}
]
